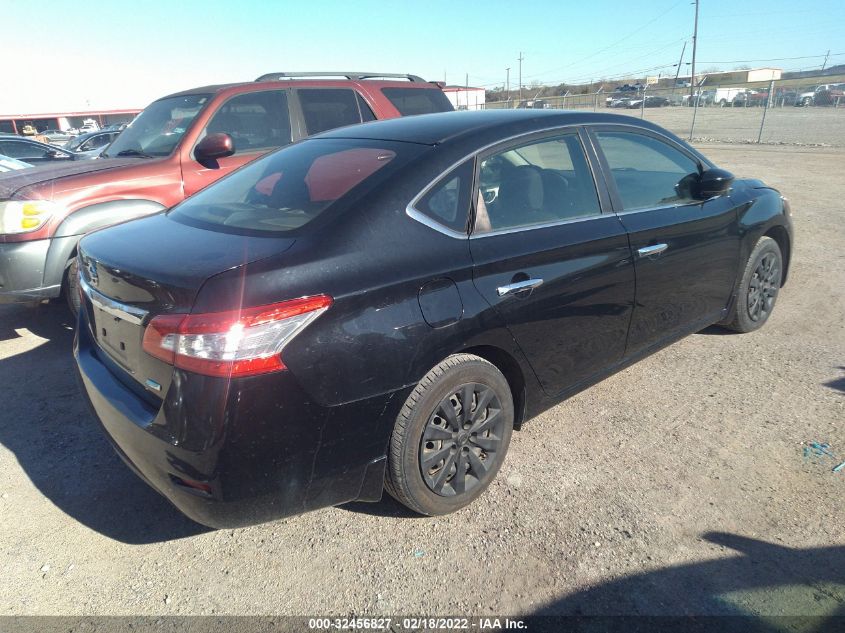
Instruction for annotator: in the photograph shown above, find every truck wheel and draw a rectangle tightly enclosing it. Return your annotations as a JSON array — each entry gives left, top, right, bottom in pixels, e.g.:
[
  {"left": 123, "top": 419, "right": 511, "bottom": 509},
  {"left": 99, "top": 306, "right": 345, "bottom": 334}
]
[
  {"left": 65, "top": 257, "right": 81, "bottom": 316},
  {"left": 719, "top": 99, "right": 728, "bottom": 107}
]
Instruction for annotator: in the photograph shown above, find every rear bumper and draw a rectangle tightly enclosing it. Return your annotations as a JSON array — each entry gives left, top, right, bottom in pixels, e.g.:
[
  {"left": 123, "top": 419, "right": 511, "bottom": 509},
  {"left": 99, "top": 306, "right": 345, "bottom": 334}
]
[
  {"left": 0, "top": 239, "right": 60, "bottom": 303},
  {"left": 74, "top": 313, "right": 402, "bottom": 529}
]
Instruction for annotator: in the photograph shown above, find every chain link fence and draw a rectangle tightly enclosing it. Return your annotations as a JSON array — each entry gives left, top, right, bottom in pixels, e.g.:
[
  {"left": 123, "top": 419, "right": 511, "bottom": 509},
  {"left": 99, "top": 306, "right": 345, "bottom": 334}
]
[{"left": 484, "top": 75, "right": 845, "bottom": 146}]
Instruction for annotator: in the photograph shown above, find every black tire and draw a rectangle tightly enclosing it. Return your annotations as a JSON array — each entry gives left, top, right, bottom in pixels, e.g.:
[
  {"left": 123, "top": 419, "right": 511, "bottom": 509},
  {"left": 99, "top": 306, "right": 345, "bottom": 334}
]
[
  {"left": 722, "top": 237, "right": 783, "bottom": 333},
  {"left": 384, "top": 354, "right": 514, "bottom": 516},
  {"left": 64, "top": 257, "right": 81, "bottom": 316}
]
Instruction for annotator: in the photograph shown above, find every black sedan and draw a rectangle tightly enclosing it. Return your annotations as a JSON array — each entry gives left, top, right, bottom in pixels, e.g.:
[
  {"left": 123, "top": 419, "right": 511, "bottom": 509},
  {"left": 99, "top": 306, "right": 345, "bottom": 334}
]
[
  {"left": 0, "top": 136, "right": 76, "bottom": 164},
  {"left": 74, "top": 110, "right": 793, "bottom": 528}
]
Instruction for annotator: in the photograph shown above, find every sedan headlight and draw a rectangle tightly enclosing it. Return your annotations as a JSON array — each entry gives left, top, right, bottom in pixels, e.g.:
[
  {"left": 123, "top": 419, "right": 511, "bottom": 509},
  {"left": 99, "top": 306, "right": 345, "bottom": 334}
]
[{"left": 0, "top": 200, "right": 59, "bottom": 235}]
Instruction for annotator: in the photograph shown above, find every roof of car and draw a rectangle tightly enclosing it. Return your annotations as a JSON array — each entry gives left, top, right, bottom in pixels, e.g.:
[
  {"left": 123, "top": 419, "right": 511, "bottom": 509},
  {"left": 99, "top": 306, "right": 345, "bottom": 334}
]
[
  {"left": 316, "top": 109, "right": 666, "bottom": 146},
  {"left": 161, "top": 78, "right": 444, "bottom": 100}
]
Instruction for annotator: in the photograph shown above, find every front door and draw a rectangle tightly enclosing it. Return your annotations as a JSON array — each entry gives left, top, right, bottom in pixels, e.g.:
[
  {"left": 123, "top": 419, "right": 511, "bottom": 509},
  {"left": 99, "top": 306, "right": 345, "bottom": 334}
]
[
  {"left": 182, "top": 89, "right": 293, "bottom": 196},
  {"left": 469, "top": 130, "right": 635, "bottom": 396},
  {"left": 589, "top": 128, "right": 741, "bottom": 356}
]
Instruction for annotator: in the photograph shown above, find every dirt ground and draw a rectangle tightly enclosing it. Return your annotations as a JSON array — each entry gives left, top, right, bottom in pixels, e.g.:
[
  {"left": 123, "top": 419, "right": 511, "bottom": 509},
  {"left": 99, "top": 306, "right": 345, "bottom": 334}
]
[{"left": 0, "top": 143, "right": 843, "bottom": 622}]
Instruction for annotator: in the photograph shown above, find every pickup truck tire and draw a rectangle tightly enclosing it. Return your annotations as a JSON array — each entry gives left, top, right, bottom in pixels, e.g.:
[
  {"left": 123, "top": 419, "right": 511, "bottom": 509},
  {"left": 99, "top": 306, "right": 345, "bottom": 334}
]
[
  {"left": 719, "top": 99, "right": 728, "bottom": 107},
  {"left": 65, "top": 257, "right": 81, "bottom": 316}
]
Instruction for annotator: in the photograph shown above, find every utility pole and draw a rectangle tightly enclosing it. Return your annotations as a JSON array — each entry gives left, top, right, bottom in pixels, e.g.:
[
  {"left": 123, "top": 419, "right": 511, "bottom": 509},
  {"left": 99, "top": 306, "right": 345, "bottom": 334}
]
[
  {"left": 505, "top": 67, "right": 511, "bottom": 103},
  {"left": 518, "top": 51, "right": 524, "bottom": 102},
  {"left": 690, "top": 0, "right": 699, "bottom": 97},
  {"left": 673, "top": 40, "right": 687, "bottom": 96},
  {"left": 821, "top": 49, "right": 830, "bottom": 71}
]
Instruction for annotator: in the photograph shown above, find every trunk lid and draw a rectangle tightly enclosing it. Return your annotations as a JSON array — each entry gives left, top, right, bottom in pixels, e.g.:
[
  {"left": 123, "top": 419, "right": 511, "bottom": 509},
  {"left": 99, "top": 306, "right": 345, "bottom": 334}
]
[{"left": 78, "top": 213, "right": 295, "bottom": 397}]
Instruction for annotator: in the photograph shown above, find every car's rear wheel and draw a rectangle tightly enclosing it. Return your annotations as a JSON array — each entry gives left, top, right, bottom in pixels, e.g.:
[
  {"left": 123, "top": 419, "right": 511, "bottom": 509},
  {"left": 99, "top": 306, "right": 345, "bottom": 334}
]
[
  {"left": 722, "top": 236, "right": 783, "bottom": 333},
  {"left": 64, "top": 257, "right": 81, "bottom": 316},
  {"left": 384, "top": 354, "right": 514, "bottom": 516}
]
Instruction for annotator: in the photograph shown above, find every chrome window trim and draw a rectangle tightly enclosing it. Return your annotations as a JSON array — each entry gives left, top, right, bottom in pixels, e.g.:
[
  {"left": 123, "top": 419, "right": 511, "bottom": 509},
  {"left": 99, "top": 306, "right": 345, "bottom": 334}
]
[
  {"left": 405, "top": 123, "right": 584, "bottom": 239},
  {"left": 404, "top": 119, "right": 710, "bottom": 239},
  {"left": 469, "top": 211, "right": 608, "bottom": 240},
  {"left": 80, "top": 277, "right": 149, "bottom": 326}
]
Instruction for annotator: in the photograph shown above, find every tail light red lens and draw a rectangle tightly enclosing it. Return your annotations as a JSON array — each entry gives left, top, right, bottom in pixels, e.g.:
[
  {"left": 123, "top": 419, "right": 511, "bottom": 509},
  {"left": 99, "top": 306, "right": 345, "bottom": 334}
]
[{"left": 141, "top": 295, "right": 332, "bottom": 377}]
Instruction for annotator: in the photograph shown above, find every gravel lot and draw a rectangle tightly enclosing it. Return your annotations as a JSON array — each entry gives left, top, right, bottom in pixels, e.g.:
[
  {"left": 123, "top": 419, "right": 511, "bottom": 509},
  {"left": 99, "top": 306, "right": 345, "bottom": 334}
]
[{"left": 0, "top": 143, "right": 843, "bottom": 620}]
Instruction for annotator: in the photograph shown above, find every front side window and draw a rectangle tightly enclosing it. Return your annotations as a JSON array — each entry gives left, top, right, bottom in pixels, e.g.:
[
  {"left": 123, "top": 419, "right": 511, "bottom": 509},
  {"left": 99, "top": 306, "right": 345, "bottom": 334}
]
[
  {"left": 170, "top": 139, "right": 425, "bottom": 234},
  {"left": 475, "top": 134, "right": 601, "bottom": 232},
  {"left": 202, "top": 90, "right": 291, "bottom": 156},
  {"left": 381, "top": 88, "right": 454, "bottom": 115},
  {"left": 595, "top": 131, "right": 700, "bottom": 211},
  {"left": 298, "top": 89, "right": 362, "bottom": 135},
  {"left": 103, "top": 94, "right": 209, "bottom": 158},
  {"left": 0, "top": 140, "right": 55, "bottom": 160}
]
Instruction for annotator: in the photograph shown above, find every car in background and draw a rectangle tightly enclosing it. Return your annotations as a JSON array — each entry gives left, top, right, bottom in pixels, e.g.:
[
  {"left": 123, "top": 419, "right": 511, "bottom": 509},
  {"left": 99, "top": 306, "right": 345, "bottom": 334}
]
[
  {"left": 516, "top": 99, "right": 549, "bottom": 109},
  {"left": 732, "top": 90, "right": 769, "bottom": 107},
  {"left": 37, "top": 129, "right": 76, "bottom": 145},
  {"left": 65, "top": 130, "right": 120, "bottom": 154},
  {"left": 74, "top": 109, "right": 792, "bottom": 528},
  {"left": 0, "top": 155, "right": 32, "bottom": 172},
  {"left": 683, "top": 90, "right": 715, "bottom": 107},
  {"left": 0, "top": 137, "right": 77, "bottom": 164},
  {"left": 0, "top": 71, "right": 454, "bottom": 309},
  {"left": 626, "top": 95, "right": 669, "bottom": 108},
  {"left": 608, "top": 96, "right": 633, "bottom": 108}
]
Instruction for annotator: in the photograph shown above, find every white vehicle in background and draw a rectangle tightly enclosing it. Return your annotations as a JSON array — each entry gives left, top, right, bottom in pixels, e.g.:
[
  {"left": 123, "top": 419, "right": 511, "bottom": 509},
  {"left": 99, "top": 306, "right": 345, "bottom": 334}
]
[{"left": 715, "top": 87, "right": 747, "bottom": 107}]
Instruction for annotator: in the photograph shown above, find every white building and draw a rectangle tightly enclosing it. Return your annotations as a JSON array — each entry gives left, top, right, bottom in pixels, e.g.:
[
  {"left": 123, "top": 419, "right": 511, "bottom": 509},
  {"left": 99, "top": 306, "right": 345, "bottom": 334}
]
[{"left": 442, "top": 86, "right": 486, "bottom": 110}]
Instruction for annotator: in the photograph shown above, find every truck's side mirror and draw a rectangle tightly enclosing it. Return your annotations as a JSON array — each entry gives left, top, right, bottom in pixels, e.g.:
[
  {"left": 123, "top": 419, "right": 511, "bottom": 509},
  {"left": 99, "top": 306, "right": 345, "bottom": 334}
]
[
  {"left": 696, "top": 168, "right": 734, "bottom": 199},
  {"left": 194, "top": 133, "right": 235, "bottom": 166}
]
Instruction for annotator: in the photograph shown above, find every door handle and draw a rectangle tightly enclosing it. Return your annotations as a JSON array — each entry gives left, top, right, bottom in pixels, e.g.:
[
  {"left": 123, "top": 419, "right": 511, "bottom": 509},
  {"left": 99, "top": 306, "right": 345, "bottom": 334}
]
[
  {"left": 637, "top": 243, "right": 668, "bottom": 258},
  {"left": 497, "top": 278, "right": 544, "bottom": 297}
]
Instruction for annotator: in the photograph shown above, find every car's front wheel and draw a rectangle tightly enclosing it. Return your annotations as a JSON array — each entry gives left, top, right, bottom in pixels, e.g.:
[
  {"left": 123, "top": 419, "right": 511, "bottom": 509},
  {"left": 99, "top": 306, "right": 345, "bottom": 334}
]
[
  {"left": 64, "top": 257, "right": 81, "bottom": 316},
  {"left": 722, "top": 236, "right": 783, "bottom": 333},
  {"left": 385, "top": 354, "right": 514, "bottom": 515}
]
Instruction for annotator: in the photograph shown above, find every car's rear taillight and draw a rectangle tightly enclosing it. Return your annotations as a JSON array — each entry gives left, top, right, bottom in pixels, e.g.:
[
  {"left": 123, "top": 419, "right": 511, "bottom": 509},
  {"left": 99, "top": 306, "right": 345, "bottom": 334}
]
[{"left": 141, "top": 295, "right": 332, "bottom": 377}]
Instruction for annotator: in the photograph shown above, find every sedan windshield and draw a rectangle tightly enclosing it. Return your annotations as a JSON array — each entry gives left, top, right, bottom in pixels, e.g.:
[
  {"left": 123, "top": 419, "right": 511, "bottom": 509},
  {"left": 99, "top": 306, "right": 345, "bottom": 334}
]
[
  {"left": 170, "top": 138, "right": 426, "bottom": 235},
  {"left": 102, "top": 94, "right": 209, "bottom": 158}
]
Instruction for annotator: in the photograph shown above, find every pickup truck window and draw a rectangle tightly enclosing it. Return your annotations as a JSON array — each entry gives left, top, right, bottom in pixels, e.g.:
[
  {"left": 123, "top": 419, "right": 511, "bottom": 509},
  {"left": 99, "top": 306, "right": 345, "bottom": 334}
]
[
  {"left": 203, "top": 90, "right": 292, "bottom": 155},
  {"left": 299, "top": 89, "right": 363, "bottom": 135}
]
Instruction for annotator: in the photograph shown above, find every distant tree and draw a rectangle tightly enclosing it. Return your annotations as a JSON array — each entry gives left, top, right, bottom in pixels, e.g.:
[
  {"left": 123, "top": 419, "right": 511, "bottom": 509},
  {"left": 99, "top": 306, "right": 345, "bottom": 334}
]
[{"left": 733, "top": 65, "right": 752, "bottom": 70}]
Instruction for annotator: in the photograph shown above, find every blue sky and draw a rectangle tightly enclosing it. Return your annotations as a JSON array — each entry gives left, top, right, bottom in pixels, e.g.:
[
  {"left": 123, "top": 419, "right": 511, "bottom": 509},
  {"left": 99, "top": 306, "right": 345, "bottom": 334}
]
[{"left": 3, "top": 0, "right": 843, "bottom": 113}]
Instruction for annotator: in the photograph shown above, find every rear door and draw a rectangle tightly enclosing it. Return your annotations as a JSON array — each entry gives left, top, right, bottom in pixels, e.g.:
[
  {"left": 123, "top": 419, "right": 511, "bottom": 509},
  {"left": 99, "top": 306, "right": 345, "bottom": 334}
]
[
  {"left": 469, "top": 128, "right": 635, "bottom": 396},
  {"left": 182, "top": 89, "right": 293, "bottom": 196},
  {"left": 588, "top": 127, "right": 741, "bottom": 356}
]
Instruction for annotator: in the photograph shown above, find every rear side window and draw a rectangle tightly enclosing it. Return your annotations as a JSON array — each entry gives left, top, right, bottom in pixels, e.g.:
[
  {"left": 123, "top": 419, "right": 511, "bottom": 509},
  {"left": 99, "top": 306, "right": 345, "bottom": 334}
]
[
  {"left": 413, "top": 160, "right": 473, "bottom": 233},
  {"left": 0, "top": 140, "right": 52, "bottom": 160},
  {"left": 596, "top": 131, "right": 700, "bottom": 211},
  {"left": 298, "top": 89, "right": 362, "bottom": 135},
  {"left": 475, "top": 134, "right": 601, "bottom": 232},
  {"left": 170, "top": 139, "right": 425, "bottom": 234},
  {"left": 203, "top": 90, "right": 291, "bottom": 155},
  {"left": 381, "top": 88, "right": 454, "bottom": 115}
]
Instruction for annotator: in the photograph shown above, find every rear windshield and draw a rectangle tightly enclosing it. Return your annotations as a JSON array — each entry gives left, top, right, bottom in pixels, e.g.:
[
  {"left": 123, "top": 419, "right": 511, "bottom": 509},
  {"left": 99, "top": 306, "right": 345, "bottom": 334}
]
[
  {"left": 381, "top": 88, "right": 454, "bottom": 115},
  {"left": 169, "top": 138, "right": 425, "bottom": 234}
]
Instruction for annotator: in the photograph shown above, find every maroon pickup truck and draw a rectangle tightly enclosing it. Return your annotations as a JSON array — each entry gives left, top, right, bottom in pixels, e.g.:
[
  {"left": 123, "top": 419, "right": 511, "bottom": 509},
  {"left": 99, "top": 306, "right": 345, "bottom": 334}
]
[{"left": 0, "top": 72, "right": 453, "bottom": 311}]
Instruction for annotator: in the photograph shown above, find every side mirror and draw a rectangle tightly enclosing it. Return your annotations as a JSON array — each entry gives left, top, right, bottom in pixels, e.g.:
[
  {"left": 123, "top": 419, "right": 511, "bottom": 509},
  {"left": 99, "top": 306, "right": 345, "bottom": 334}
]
[
  {"left": 696, "top": 168, "right": 734, "bottom": 199},
  {"left": 194, "top": 133, "right": 235, "bottom": 164}
]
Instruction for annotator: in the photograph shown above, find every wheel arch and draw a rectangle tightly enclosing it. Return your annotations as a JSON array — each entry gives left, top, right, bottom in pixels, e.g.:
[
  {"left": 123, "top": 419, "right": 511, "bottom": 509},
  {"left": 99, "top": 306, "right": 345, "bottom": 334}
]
[
  {"left": 44, "top": 199, "right": 168, "bottom": 289},
  {"left": 764, "top": 224, "right": 791, "bottom": 285},
  {"left": 458, "top": 344, "right": 527, "bottom": 430}
]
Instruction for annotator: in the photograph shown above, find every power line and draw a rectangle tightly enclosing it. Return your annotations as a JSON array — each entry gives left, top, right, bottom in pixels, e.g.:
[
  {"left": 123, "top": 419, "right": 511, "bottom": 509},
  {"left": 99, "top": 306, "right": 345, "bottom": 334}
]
[{"left": 520, "top": 0, "right": 685, "bottom": 80}]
